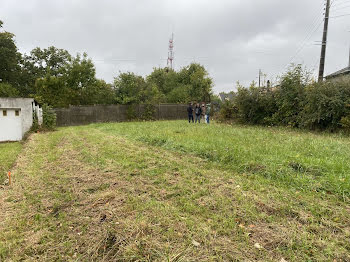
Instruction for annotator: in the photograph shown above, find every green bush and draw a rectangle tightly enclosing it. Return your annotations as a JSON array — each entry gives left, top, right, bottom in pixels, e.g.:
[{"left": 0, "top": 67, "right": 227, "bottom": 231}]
[
  {"left": 0, "top": 83, "right": 19, "bottom": 97},
  {"left": 300, "top": 80, "right": 350, "bottom": 130},
  {"left": 218, "top": 64, "right": 350, "bottom": 131},
  {"left": 234, "top": 85, "right": 277, "bottom": 125},
  {"left": 126, "top": 104, "right": 137, "bottom": 120},
  {"left": 31, "top": 111, "right": 40, "bottom": 132},
  {"left": 42, "top": 104, "right": 57, "bottom": 130},
  {"left": 142, "top": 104, "right": 156, "bottom": 121},
  {"left": 217, "top": 100, "right": 237, "bottom": 122}
]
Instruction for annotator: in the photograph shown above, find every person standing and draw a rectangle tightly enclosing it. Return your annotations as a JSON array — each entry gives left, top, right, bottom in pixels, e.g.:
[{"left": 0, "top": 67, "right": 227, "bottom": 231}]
[
  {"left": 201, "top": 102, "right": 206, "bottom": 123},
  {"left": 205, "top": 103, "right": 211, "bottom": 124},
  {"left": 194, "top": 103, "right": 202, "bottom": 123},
  {"left": 187, "top": 103, "right": 194, "bottom": 123}
]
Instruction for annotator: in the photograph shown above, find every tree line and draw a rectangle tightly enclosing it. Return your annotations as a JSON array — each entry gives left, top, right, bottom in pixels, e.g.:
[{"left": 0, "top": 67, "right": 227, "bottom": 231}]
[
  {"left": 0, "top": 20, "right": 214, "bottom": 108},
  {"left": 219, "top": 64, "right": 350, "bottom": 131}
]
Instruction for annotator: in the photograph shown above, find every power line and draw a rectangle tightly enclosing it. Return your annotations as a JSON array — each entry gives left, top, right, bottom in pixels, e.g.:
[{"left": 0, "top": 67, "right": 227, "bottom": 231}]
[
  {"left": 330, "top": 13, "right": 350, "bottom": 17},
  {"left": 273, "top": 5, "right": 325, "bottom": 77}
]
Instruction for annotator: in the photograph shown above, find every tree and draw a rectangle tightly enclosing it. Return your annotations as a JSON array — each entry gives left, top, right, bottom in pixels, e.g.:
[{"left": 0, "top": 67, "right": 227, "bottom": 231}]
[
  {"left": 166, "top": 84, "right": 191, "bottom": 103},
  {"left": 272, "top": 64, "right": 311, "bottom": 127},
  {"left": 0, "top": 83, "right": 19, "bottom": 97},
  {"left": 65, "top": 53, "right": 97, "bottom": 105},
  {"left": 141, "top": 83, "right": 165, "bottom": 104},
  {"left": 178, "top": 63, "right": 213, "bottom": 102},
  {"left": 92, "top": 80, "right": 115, "bottom": 105},
  {"left": 27, "top": 46, "right": 71, "bottom": 77},
  {"left": 35, "top": 75, "right": 70, "bottom": 108},
  {"left": 0, "top": 20, "right": 20, "bottom": 86},
  {"left": 15, "top": 47, "right": 72, "bottom": 97},
  {"left": 301, "top": 78, "right": 350, "bottom": 130},
  {"left": 147, "top": 68, "right": 178, "bottom": 96},
  {"left": 114, "top": 72, "right": 147, "bottom": 104}
]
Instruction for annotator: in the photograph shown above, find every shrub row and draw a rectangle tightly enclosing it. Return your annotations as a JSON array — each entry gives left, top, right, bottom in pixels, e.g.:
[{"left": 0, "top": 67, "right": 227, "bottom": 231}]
[{"left": 219, "top": 65, "right": 350, "bottom": 131}]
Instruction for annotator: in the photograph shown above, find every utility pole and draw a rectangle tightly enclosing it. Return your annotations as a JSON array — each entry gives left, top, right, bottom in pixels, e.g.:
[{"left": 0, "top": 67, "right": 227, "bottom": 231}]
[
  {"left": 348, "top": 31, "right": 350, "bottom": 67},
  {"left": 258, "top": 69, "right": 261, "bottom": 87},
  {"left": 318, "top": 0, "right": 331, "bottom": 82}
]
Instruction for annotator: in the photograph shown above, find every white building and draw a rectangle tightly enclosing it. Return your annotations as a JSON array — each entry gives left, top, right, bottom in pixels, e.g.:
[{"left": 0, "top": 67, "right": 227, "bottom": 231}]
[{"left": 0, "top": 98, "right": 43, "bottom": 142}]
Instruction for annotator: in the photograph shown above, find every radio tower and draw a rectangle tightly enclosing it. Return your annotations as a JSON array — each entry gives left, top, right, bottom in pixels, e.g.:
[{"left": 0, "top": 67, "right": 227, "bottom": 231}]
[{"left": 167, "top": 33, "right": 174, "bottom": 70}]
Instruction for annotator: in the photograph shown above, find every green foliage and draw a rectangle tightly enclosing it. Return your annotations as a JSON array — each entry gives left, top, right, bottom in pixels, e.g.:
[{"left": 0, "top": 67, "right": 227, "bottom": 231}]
[
  {"left": 146, "top": 68, "right": 178, "bottom": 95},
  {"left": 142, "top": 104, "right": 156, "bottom": 120},
  {"left": 0, "top": 21, "right": 20, "bottom": 86},
  {"left": 166, "top": 84, "right": 191, "bottom": 103},
  {"left": 42, "top": 104, "right": 57, "bottom": 130},
  {"left": 126, "top": 104, "right": 137, "bottom": 120},
  {"left": 217, "top": 100, "right": 237, "bottom": 121},
  {"left": 300, "top": 80, "right": 350, "bottom": 130},
  {"left": 271, "top": 65, "right": 311, "bottom": 127},
  {"left": 0, "top": 83, "right": 19, "bottom": 97},
  {"left": 28, "top": 46, "right": 72, "bottom": 77},
  {"left": 113, "top": 63, "right": 213, "bottom": 106},
  {"left": 220, "top": 64, "right": 350, "bottom": 131},
  {"left": 234, "top": 83, "right": 276, "bottom": 125},
  {"left": 0, "top": 141, "right": 22, "bottom": 184},
  {"left": 177, "top": 63, "right": 213, "bottom": 102},
  {"left": 35, "top": 75, "right": 69, "bottom": 107},
  {"left": 31, "top": 111, "right": 39, "bottom": 132},
  {"left": 141, "top": 83, "right": 165, "bottom": 104},
  {"left": 114, "top": 72, "right": 146, "bottom": 105}
]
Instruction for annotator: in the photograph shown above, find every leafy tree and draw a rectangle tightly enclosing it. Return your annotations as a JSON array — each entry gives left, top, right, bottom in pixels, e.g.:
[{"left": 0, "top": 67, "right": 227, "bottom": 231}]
[
  {"left": 0, "top": 83, "right": 19, "bottom": 97},
  {"left": 15, "top": 47, "right": 72, "bottom": 97},
  {"left": 27, "top": 46, "right": 71, "bottom": 77},
  {"left": 141, "top": 83, "right": 165, "bottom": 104},
  {"left": 0, "top": 20, "right": 20, "bottom": 86},
  {"left": 272, "top": 64, "right": 310, "bottom": 127},
  {"left": 35, "top": 75, "right": 70, "bottom": 107},
  {"left": 65, "top": 53, "right": 97, "bottom": 105},
  {"left": 42, "top": 104, "right": 57, "bottom": 130},
  {"left": 177, "top": 63, "right": 213, "bottom": 102},
  {"left": 166, "top": 84, "right": 191, "bottom": 103},
  {"left": 90, "top": 79, "right": 115, "bottom": 105},
  {"left": 147, "top": 68, "right": 178, "bottom": 96},
  {"left": 301, "top": 78, "right": 350, "bottom": 130},
  {"left": 114, "top": 72, "right": 147, "bottom": 104}
]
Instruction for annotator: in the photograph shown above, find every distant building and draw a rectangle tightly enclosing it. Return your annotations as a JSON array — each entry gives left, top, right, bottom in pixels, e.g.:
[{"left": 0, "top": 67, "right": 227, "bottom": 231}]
[
  {"left": 0, "top": 98, "right": 42, "bottom": 142},
  {"left": 325, "top": 50, "right": 350, "bottom": 80},
  {"left": 219, "top": 92, "right": 234, "bottom": 102},
  {"left": 325, "top": 66, "right": 350, "bottom": 80}
]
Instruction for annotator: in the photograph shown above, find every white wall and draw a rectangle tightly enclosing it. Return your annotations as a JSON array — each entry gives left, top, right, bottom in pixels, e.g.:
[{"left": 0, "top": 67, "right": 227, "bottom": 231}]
[
  {"left": 0, "top": 109, "right": 23, "bottom": 141},
  {"left": 0, "top": 98, "right": 41, "bottom": 142}
]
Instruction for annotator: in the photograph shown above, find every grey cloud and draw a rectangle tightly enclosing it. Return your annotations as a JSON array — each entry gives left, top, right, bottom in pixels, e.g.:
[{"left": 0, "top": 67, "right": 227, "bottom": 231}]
[{"left": 1, "top": 0, "right": 349, "bottom": 93}]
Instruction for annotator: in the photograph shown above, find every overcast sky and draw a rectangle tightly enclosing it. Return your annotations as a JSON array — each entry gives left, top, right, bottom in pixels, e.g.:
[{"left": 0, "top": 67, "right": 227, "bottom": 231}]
[{"left": 1, "top": 0, "right": 350, "bottom": 93}]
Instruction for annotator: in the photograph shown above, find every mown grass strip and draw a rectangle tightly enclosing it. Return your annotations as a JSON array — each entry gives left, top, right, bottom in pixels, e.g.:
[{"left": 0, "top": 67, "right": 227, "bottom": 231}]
[
  {"left": 1, "top": 122, "right": 349, "bottom": 261},
  {"left": 91, "top": 121, "right": 350, "bottom": 202},
  {"left": 0, "top": 142, "right": 22, "bottom": 184}
]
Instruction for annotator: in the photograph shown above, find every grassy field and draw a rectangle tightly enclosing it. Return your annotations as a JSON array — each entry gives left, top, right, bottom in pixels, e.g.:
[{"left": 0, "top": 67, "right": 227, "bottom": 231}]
[
  {"left": 0, "top": 121, "right": 349, "bottom": 261},
  {"left": 0, "top": 142, "right": 22, "bottom": 184}
]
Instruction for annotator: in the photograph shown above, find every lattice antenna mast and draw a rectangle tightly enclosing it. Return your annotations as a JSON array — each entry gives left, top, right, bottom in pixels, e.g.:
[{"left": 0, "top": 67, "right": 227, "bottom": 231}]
[{"left": 167, "top": 33, "right": 174, "bottom": 70}]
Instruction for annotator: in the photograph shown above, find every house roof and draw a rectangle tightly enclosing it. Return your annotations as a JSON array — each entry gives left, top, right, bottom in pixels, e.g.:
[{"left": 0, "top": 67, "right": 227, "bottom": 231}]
[
  {"left": 325, "top": 66, "right": 350, "bottom": 79},
  {"left": 219, "top": 92, "right": 234, "bottom": 102}
]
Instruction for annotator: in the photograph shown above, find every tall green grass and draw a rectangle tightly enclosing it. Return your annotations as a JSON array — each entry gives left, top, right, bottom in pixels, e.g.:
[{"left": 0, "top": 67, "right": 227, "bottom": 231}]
[
  {"left": 90, "top": 121, "right": 350, "bottom": 201},
  {"left": 0, "top": 142, "right": 22, "bottom": 184}
]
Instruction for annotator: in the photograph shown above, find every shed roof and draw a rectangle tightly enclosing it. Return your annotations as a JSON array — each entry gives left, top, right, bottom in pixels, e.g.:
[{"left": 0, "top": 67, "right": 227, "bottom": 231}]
[{"left": 325, "top": 66, "right": 350, "bottom": 79}]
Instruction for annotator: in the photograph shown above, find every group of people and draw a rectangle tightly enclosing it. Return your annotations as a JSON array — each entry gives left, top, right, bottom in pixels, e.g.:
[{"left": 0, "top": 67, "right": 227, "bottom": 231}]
[{"left": 187, "top": 102, "right": 211, "bottom": 124}]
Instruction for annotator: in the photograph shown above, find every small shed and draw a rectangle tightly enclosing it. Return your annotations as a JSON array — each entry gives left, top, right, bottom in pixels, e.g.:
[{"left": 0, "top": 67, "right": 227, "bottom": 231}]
[{"left": 0, "top": 98, "right": 43, "bottom": 142}]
